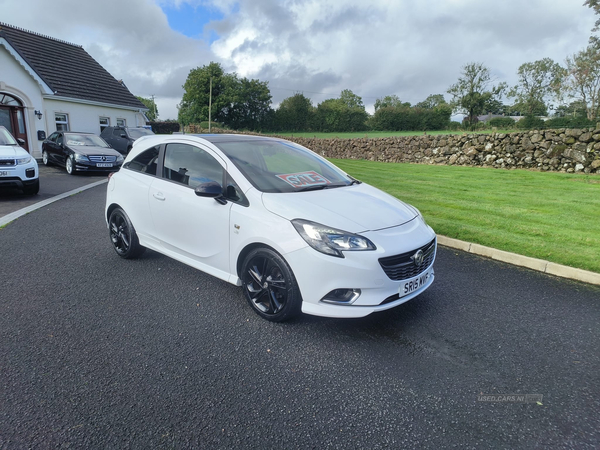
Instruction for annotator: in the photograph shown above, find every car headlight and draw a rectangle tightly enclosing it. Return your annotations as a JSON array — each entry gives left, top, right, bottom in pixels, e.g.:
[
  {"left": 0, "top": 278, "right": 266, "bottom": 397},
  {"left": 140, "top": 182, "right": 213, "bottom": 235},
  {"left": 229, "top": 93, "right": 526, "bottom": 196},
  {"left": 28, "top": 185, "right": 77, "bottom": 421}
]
[
  {"left": 116, "top": 155, "right": 124, "bottom": 163},
  {"left": 74, "top": 153, "right": 89, "bottom": 162},
  {"left": 291, "top": 219, "right": 376, "bottom": 258},
  {"left": 16, "top": 156, "right": 31, "bottom": 165}
]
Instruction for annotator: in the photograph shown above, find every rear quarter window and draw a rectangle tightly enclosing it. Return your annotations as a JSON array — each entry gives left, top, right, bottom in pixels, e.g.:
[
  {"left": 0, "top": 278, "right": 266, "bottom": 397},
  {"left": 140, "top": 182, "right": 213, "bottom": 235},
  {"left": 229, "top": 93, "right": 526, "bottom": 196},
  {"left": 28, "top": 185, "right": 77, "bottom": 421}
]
[{"left": 123, "top": 146, "right": 160, "bottom": 175}]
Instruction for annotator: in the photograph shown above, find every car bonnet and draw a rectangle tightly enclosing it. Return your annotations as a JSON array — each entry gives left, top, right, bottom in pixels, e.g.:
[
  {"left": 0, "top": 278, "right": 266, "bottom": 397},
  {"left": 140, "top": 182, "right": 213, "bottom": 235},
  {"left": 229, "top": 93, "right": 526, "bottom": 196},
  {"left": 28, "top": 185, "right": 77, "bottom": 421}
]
[
  {"left": 261, "top": 182, "right": 418, "bottom": 233},
  {"left": 67, "top": 145, "right": 121, "bottom": 156},
  {"left": 0, "top": 144, "right": 29, "bottom": 158}
]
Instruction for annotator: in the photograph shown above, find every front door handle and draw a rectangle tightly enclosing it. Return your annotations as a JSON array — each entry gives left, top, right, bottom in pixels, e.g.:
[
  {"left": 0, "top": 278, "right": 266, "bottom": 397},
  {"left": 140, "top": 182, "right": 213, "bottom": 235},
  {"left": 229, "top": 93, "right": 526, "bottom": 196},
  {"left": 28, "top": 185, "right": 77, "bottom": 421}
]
[{"left": 153, "top": 192, "right": 166, "bottom": 201}]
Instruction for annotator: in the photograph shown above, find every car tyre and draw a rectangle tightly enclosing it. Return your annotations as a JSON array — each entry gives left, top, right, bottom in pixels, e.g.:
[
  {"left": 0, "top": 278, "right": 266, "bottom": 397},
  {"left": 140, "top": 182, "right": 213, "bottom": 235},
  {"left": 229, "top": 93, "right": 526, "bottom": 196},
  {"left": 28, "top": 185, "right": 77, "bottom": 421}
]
[
  {"left": 42, "top": 150, "right": 50, "bottom": 166},
  {"left": 23, "top": 179, "right": 39, "bottom": 195},
  {"left": 108, "top": 208, "right": 146, "bottom": 259},
  {"left": 65, "top": 155, "right": 76, "bottom": 175},
  {"left": 241, "top": 248, "right": 302, "bottom": 322}
]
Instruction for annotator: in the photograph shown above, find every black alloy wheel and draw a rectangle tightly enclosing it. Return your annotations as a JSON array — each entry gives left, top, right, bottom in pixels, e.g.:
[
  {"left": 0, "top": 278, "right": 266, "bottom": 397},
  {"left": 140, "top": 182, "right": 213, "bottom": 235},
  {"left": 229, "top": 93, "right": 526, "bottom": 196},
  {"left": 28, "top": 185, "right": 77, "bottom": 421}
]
[
  {"left": 241, "top": 248, "right": 302, "bottom": 322},
  {"left": 108, "top": 208, "right": 145, "bottom": 259}
]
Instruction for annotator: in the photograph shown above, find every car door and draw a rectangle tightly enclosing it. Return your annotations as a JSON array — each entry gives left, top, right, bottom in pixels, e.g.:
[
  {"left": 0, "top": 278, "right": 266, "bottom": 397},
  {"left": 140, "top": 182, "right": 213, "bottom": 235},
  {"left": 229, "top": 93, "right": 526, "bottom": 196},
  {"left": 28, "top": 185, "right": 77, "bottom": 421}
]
[
  {"left": 45, "top": 132, "right": 65, "bottom": 164},
  {"left": 55, "top": 133, "right": 70, "bottom": 165},
  {"left": 148, "top": 142, "right": 233, "bottom": 280},
  {"left": 100, "top": 128, "right": 114, "bottom": 149},
  {"left": 112, "top": 128, "right": 128, "bottom": 153}
]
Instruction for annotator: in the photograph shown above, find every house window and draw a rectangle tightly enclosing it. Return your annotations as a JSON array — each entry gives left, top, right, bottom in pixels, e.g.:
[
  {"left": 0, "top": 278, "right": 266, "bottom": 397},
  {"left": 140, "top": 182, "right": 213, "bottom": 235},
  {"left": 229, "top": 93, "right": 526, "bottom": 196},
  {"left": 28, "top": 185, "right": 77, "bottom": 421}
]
[
  {"left": 116, "top": 118, "right": 126, "bottom": 127},
  {"left": 100, "top": 117, "right": 110, "bottom": 132},
  {"left": 55, "top": 113, "right": 69, "bottom": 131}
]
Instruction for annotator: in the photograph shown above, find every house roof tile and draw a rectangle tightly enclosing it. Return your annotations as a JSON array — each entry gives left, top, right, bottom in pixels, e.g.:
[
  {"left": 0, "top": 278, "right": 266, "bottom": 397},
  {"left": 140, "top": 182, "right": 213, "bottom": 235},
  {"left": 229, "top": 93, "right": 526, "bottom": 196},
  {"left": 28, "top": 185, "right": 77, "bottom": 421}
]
[{"left": 0, "top": 22, "right": 147, "bottom": 110}]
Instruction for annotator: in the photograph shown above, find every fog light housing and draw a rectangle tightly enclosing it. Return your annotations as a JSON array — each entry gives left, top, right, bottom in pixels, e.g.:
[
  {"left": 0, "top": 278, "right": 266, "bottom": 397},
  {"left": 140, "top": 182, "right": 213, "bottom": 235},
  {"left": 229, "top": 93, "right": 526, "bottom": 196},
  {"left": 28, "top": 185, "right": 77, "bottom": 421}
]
[
  {"left": 320, "top": 288, "right": 361, "bottom": 305},
  {"left": 25, "top": 168, "right": 35, "bottom": 178}
]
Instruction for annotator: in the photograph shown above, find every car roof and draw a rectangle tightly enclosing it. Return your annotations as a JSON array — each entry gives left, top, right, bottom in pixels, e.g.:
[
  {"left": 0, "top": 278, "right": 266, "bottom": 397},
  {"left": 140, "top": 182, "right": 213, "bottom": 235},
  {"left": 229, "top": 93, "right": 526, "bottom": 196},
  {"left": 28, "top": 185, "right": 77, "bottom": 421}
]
[
  {"left": 192, "top": 134, "right": 284, "bottom": 144},
  {"left": 126, "top": 133, "right": 278, "bottom": 162}
]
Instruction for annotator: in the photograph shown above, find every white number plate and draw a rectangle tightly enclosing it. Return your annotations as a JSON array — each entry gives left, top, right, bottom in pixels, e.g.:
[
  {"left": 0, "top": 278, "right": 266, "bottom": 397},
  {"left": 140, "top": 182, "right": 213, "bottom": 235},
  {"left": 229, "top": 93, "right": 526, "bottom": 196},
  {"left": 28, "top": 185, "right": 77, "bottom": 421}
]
[
  {"left": 0, "top": 170, "right": 9, "bottom": 176},
  {"left": 96, "top": 163, "right": 113, "bottom": 168},
  {"left": 399, "top": 268, "right": 432, "bottom": 298}
]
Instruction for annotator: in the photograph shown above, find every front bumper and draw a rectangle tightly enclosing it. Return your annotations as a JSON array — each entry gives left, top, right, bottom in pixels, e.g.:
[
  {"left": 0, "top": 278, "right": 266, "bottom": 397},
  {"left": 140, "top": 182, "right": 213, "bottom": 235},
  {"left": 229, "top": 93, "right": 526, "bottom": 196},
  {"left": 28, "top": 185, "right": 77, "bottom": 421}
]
[
  {"left": 74, "top": 161, "right": 122, "bottom": 172},
  {"left": 0, "top": 162, "right": 38, "bottom": 188},
  {"left": 284, "top": 218, "right": 437, "bottom": 318}
]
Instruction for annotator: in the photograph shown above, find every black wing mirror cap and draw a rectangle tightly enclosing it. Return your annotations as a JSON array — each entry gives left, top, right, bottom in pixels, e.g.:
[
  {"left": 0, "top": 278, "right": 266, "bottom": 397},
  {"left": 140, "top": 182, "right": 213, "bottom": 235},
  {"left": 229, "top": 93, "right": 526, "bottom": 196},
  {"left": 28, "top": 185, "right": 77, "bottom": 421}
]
[
  {"left": 195, "top": 181, "right": 227, "bottom": 204},
  {"left": 17, "top": 138, "right": 26, "bottom": 146}
]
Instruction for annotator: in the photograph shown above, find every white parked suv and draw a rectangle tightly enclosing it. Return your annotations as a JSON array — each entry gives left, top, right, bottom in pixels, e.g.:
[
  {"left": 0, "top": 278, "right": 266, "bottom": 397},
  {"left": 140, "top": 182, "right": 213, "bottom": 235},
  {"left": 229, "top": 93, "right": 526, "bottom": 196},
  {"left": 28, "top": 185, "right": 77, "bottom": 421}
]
[{"left": 0, "top": 126, "right": 39, "bottom": 195}]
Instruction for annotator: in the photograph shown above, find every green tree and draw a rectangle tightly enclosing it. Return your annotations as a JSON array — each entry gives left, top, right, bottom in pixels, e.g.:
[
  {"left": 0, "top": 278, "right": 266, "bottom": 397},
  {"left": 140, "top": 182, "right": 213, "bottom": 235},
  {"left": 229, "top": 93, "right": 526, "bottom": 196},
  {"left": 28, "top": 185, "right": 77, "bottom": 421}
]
[
  {"left": 178, "top": 62, "right": 273, "bottom": 130},
  {"left": 447, "top": 62, "right": 507, "bottom": 129},
  {"left": 415, "top": 94, "right": 446, "bottom": 109},
  {"left": 554, "top": 100, "right": 588, "bottom": 118},
  {"left": 136, "top": 96, "right": 159, "bottom": 121},
  {"left": 275, "top": 93, "right": 314, "bottom": 131},
  {"left": 220, "top": 77, "right": 272, "bottom": 130},
  {"left": 508, "top": 58, "right": 565, "bottom": 116},
  {"left": 565, "top": 45, "right": 600, "bottom": 120},
  {"left": 585, "top": 0, "right": 600, "bottom": 46},
  {"left": 178, "top": 62, "right": 234, "bottom": 126},
  {"left": 315, "top": 90, "right": 368, "bottom": 132},
  {"left": 374, "top": 95, "right": 410, "bottom": 111},
  {"left": 339, "top": 89, "right": 364, "bottom": 109}
]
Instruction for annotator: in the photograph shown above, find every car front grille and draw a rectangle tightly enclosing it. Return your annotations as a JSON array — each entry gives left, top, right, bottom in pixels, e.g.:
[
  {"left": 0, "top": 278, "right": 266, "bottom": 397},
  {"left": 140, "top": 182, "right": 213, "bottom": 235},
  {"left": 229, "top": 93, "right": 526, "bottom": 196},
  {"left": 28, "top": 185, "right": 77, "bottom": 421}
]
[
  {"left": 0, "top": 159, "right": 16, "bottom": 167},
  {"left": 88, "top": 155, "right": 117, "bottom": 163},
  {"left": 378, "top": 238, "right": 436, "bottom": 281}
]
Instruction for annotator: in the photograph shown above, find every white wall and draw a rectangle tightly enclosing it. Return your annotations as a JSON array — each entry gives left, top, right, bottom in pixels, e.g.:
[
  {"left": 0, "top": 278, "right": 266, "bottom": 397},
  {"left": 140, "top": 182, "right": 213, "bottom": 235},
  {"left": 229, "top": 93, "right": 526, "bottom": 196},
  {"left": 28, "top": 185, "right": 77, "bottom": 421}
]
[
  {"left": 0, "top": 45, "right": 46, "bottom": 157},
  {"left": 43, "top": 98, "right": 146, "bottom": 134}
]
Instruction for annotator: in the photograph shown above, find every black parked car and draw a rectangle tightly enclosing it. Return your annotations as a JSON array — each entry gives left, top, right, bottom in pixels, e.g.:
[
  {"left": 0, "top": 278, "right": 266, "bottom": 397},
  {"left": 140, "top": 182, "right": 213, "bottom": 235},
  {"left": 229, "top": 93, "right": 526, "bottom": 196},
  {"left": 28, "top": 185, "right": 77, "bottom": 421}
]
[
  {"left": 42, "top": 132, "right": 124, "bottom": 175},
  {"left": 100, "top": 126, "right": 154, "bottom": 155}
]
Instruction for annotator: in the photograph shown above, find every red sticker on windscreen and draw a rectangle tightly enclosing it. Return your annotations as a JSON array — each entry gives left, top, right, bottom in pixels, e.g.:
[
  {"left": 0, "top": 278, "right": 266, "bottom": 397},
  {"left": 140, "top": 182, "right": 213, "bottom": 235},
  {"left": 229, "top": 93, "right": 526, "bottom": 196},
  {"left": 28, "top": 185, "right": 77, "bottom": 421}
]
[{"left": 276, "top": 171, "right": 331, "bottom": 188}]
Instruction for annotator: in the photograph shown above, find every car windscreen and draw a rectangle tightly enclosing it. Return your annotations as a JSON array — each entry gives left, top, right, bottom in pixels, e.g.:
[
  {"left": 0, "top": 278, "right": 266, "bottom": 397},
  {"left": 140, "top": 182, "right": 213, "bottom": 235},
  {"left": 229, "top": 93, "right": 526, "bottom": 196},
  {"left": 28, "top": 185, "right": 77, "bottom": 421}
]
[
  {"left": 213, "top": 139, "right": 353, "bottom": 193},
  {"left": 64, "top": 134, "right": 109, "bottom": 147},
  {"left": 0, "top": 127, "right": 18, "bottom": 146},
  {"left": 128, "top": 129, "right": 154, "bottom": 139}
]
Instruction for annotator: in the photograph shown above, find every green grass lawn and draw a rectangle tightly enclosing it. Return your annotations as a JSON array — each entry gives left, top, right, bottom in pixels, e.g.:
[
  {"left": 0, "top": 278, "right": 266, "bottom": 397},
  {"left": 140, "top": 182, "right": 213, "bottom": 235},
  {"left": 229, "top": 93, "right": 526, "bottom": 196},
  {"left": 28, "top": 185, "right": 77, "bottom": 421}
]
[
  {"left": 274, "top": 130, "right": 517, "bottom": 139},
  {"left": 330, "top": 159, "right": 600, "bottom": 274}
]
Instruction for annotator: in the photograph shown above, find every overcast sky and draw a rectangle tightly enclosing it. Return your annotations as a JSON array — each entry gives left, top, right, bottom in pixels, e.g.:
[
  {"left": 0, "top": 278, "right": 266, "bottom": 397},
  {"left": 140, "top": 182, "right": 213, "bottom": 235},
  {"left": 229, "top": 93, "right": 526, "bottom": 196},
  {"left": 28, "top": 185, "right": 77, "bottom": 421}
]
[{"left": 1, "top": 0, "right": 595, "bottom": 120}]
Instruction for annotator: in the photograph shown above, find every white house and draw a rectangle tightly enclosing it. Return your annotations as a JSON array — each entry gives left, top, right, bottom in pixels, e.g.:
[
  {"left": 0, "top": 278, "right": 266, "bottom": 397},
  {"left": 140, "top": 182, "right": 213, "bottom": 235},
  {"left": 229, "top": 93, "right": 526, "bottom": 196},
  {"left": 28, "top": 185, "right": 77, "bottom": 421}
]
[{"left": 0, "top": 22, "right": 148, "bottom": 158}]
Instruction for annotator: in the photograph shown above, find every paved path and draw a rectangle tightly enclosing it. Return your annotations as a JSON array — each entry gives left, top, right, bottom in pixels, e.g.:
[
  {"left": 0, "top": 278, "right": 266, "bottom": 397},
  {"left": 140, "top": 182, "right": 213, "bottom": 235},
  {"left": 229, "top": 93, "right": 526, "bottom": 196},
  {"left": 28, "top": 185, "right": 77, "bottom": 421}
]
[{"left": 1, "top": 186, "right": 598, "bottom": 449}]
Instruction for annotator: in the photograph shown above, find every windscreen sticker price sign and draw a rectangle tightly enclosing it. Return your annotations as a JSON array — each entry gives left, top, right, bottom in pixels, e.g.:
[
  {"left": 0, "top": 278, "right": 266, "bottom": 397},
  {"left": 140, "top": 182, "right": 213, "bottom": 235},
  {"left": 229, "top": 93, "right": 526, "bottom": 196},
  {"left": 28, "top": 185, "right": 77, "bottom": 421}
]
[{"left": 276, "top": 171, "right": 331, "bottom": 188}]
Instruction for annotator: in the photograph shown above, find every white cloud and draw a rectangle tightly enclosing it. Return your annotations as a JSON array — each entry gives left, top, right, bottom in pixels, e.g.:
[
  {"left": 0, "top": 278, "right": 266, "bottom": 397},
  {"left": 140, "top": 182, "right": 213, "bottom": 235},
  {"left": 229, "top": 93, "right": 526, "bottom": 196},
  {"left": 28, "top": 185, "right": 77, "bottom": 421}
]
[{"left": 1, "top": 0, "right": 596, "bottom": 119}]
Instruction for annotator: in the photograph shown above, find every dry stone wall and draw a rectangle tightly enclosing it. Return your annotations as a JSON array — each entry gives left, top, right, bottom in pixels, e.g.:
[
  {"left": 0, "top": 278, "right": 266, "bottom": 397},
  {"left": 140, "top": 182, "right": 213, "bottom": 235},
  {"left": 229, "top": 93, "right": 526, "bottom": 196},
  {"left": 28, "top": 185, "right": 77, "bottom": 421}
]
[{"left": 185, "top": 125, "right": 600, "bottom": 174}]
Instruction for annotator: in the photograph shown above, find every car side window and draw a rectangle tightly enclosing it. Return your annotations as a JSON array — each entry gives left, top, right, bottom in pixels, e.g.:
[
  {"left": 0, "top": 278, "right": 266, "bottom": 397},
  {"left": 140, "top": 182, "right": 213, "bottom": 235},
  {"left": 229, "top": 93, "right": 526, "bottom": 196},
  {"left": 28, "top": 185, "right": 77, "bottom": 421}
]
[
  {"left": 123, "top": 146, "right": 159, "bottom": 175},
  {"left": 163, "top": 143, "right": 224, "bottom": 189},
  {"left": 56, "top": 134, "right": 63, "bottom": 146},
  {"left": 47, "top": 132, "right": 59, "bottom": 143},
  {"left": 113, "top": 129, "right": 123, "bottom": 137}
]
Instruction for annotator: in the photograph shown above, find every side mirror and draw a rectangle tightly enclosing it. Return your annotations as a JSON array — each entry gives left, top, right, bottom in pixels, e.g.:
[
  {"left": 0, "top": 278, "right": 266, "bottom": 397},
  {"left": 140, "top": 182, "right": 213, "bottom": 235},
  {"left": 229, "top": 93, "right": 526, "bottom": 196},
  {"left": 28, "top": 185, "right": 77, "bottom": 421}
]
[
  {"left": 194, "top": 181, "right": 227, "bottom": 205},
  {"left": 17, "top": 138, "right": 25, "bottom": 146}
]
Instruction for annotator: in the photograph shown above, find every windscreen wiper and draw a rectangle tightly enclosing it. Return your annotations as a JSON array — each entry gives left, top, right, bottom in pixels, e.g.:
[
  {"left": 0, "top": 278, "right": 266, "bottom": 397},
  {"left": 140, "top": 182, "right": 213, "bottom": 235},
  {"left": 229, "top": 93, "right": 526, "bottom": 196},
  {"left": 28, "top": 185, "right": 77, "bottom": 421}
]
[{"left": 296, "top": 183, "right": 349, "bottom": 192}]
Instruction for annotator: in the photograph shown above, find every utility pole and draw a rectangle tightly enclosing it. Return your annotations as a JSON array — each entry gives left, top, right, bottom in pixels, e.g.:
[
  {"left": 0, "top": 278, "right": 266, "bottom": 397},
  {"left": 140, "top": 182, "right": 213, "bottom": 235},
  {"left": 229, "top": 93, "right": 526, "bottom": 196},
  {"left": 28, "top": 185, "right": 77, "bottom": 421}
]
[
  {"left": 150, "top": 94, "right": 157, "bottom": 121},
  {"left": 208, "top": 77, "right": 213, "bottom": 133}
]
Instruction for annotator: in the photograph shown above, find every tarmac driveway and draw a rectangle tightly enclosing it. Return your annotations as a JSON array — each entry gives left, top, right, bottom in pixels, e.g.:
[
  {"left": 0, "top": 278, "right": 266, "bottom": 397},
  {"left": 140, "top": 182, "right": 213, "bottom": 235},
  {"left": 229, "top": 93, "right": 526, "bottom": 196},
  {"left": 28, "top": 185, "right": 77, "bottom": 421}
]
[{"left": 0, "top": 165, "right": 108, "bottom": 218}]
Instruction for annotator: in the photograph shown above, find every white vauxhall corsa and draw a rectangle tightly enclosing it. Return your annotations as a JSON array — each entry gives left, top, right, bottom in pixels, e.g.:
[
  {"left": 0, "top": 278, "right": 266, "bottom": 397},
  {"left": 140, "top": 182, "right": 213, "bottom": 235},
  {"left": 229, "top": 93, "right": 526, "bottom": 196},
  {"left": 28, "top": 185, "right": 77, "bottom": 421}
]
[{"left": 105, "top": 134, "right": 437, "bottom": 321}]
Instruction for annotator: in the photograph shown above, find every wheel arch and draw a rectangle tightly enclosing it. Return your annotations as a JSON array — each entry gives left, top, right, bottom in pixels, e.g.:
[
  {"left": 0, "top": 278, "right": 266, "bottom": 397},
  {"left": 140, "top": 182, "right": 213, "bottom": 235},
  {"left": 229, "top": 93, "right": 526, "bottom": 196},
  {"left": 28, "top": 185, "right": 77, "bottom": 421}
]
[
  {"left": 106, "top": 202, "right": 121, "bottom": 223},
  {"left": 236, "top": 242, "right": 281, "bottom": 279}
]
